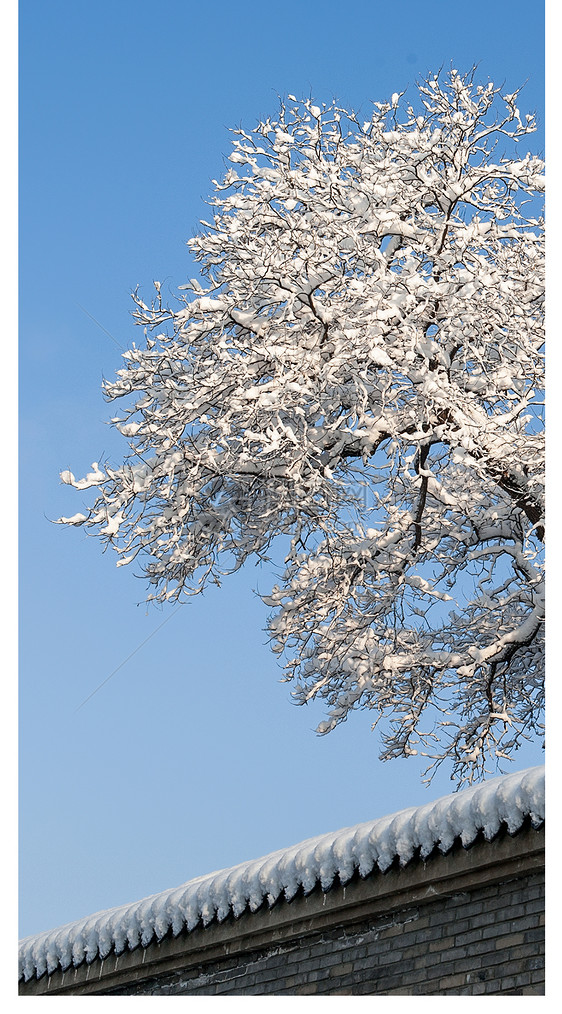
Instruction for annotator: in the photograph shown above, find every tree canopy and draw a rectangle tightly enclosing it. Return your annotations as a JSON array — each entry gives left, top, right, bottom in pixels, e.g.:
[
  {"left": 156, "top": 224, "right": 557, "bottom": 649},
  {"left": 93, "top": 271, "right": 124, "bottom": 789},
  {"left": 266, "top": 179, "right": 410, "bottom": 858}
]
[{"left": 60, "top": 69, "right": 544, "bottom": 783}]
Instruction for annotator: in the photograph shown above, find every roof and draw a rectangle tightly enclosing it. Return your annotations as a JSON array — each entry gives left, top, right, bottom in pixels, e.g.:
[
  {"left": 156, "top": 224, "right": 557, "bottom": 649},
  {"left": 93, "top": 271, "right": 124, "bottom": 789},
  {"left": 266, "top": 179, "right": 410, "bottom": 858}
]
[{"left": 19, "top": 765, "right": 544, "bottom": 983}]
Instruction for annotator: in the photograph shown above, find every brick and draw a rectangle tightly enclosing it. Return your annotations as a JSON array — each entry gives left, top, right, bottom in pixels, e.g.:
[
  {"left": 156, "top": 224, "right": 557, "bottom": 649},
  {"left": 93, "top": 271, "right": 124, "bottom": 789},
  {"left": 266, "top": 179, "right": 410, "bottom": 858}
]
[
  {"left": 523, "top": 927, "right": 544, "bottom": 944},
  {"left": 442, "top": 944, "right": 470, "bottom": 963},
  {"left": 501, "top": 903, "right": 527, "bottom": 919},
  {"left": 235, "top": 984, "right": 272, "bottom": 995},
  {"left": 278, "top": 948, "right": 308, "bottom": 967},
  {"left": 481, "top": 946, "right": 529, "bottom": 970},
  {"left": 404, "top": 923, "right": 443, "bottom": 944},
  {"left": 439, "top": 971, "right": 469, "bottom": 990},
  {"left": 509, "top": 971, "right": 531, "bottom": 988},
  {"left": 523, "top": 897, "right": 545, "bottom": 915},
  {"left": 527, "top": 957, "right": 545, "bottom": 972},
  {"left": 456, "top": 901, "right": 485, "bottom": 920},
  {"left": 352, "top": 980, "right": 383, "bottom": 995},
  {"left": 428, "top": 908, "right": 455, "bottom": 928},
  {"left": 481, "top": 920, "right": 517, "bottom": 940},
  {"left": 462, "top": 942, "right": 490, "bottom": 962},
  {"left": 499, "top": 975, "right": 520, "bottom": 991},
  {"left": 494, "top": 931, "right": 525, "bottom": 949},
  {"left": 400, "top": 966, "right": 437, "bottom": 985},
  {"left": 340, "top": 940, "right": 367, "bottom": 957},
  {"left": 293, "top": 960, "right": 321, "bottom": 978},
  {"left": 271, "top": 974, "right": 303, "bottom": 991},
  {"left": 492, "top": 958, "right": 536, "bottom": 981},
  {"left": 413, "top": 954, "right": 444, "bottom": 972},
  {"left": 469, "top": 909, "right": 499, "bottom": 929},
  {"left": 526, "top": 885, "right": 545, "bottom": 902},
  {"left": 377, "top": 922, "right": 405, "bottom": 939},
  {"left": 253, "top": 967, "right": 286, "bottom": 985},
  {"left": 459, "top": 981, "right": 487, "bottom": 995},
  {"left": 438, "top": 956, "right": 481, "bottom": 978},
  {"left": 503, "top": 887, "right": 527, "bottom": 905},
  {"left": 293, "top": 982, "right": 319, "bottom": 994},
  {"left": 328, "top": 961, "right": 354, "bottom": 978},
  {"left": 309, "top": 951, "right": 343, "bottom": 972},
  {"left": 483, "top": 978, "right": 503, "bottom": 994},
  {"left": 456, "top": 927, "right": 484, "bottom": 946},
  {"left": 397, "top": 934, "right": 421, "bottom": 954},
  {"left": 370, "top": 948, "right": 402, "bottom": 967},
  {"left": 429, "top": 935, "right": 456, "bottom": 953},
  {"left": 511, "top": 914, "right": 541, "bottom": 933}
]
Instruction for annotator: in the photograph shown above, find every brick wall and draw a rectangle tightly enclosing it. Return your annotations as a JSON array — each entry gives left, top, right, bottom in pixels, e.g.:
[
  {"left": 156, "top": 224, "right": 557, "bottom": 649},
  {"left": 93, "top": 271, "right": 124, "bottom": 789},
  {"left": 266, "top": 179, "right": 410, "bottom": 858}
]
[
  {"left": 22, "top": 822, "right": 544, "bottom": 997},
  {"left": 102, "top": 868, "right": 544, "bottom": 996}
]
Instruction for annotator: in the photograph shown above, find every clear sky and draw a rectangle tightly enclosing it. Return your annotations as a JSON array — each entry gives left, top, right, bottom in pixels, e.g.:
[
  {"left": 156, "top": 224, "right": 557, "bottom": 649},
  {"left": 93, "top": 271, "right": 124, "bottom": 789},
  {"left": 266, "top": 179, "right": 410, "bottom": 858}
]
[{"left": 19, "top": 0, "right": 545, "bottom": 938}]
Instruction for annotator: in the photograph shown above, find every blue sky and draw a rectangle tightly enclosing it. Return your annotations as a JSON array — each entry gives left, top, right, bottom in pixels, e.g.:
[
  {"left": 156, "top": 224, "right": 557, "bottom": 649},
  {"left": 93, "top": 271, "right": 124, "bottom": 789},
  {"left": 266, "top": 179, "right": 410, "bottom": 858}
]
[{"left": 19, "top": 0, "right": 545, "bottom": 938}]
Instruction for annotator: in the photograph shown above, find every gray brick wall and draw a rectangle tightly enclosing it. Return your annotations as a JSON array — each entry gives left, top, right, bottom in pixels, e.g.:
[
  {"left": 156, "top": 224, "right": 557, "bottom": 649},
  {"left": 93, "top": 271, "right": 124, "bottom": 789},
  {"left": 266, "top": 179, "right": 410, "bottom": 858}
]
[
  {"left": 21, "top": 824, "right": 544, "bottom": 997},
  {"left": 104, "top": 868, "right": 544, "bottom": 996}
]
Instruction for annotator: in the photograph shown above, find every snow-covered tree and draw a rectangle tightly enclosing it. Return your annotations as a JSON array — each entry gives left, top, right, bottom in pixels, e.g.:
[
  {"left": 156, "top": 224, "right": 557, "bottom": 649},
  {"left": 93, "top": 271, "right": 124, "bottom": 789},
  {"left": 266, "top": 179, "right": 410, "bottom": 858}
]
[{"left": 60, "top": 69, "right": 544, "bottom": 783}]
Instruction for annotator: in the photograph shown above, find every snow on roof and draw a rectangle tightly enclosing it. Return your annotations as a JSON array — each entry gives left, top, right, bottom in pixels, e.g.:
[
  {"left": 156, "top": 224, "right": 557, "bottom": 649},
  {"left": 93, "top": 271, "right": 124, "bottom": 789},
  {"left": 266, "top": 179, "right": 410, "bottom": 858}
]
[{"left": 19, "top": 765, "right": 544, "bottom": 983}]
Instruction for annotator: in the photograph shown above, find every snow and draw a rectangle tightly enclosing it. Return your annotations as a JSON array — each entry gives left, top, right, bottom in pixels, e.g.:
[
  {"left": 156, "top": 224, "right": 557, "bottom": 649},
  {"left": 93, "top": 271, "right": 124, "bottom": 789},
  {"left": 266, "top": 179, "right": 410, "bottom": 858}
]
[
  {"left": 19, "top": 766, "right": 544, "bottom": 983},
  {"left": 57, "top": 73, "right": 544, "bottom": 783}
]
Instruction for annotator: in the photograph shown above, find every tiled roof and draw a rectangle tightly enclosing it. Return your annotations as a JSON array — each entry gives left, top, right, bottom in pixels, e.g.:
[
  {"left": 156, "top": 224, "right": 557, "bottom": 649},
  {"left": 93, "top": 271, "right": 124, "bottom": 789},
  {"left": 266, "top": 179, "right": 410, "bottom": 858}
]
[{"left": 19, "top": 765, "right": 544, "bottom": 982}]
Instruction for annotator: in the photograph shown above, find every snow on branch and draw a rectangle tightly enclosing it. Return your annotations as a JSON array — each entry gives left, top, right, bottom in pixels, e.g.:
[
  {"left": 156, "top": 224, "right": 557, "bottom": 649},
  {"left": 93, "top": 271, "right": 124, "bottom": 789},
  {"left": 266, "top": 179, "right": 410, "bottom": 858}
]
[{"left": 59, "top": 69, "right": 544, "bottom": 782}]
